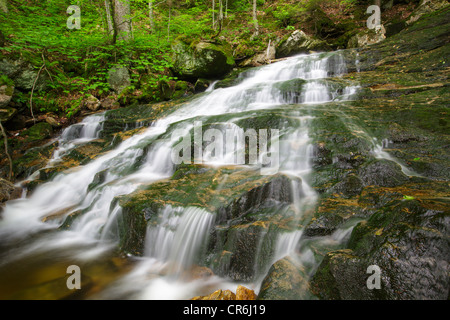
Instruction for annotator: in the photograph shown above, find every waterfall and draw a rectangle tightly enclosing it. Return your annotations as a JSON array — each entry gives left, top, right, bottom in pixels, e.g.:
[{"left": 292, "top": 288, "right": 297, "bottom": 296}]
[
  {"left": 0, "top": 51, "right": 363, "bottom": 299},
  {"left": 145, "top": 206, "right": 215, "bottom": 276}
]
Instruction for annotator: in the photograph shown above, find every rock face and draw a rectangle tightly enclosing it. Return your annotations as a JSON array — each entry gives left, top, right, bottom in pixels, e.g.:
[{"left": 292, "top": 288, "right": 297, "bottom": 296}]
[
  {"left": 358, "top": 159, "right": 409, "bottom": 188},
  {"left": 407, "top": 0, "right": 450, "bottom": 25},
  {"left": 171, "top": 38, "right": 235, "bottom": 79},
  {"left": 310, "top": 199, "right": 449, "bottom": 300},
  {"left": 0, "top": 59, "right": 47, "bottom": 91},
  {"left": 276, "top": 30, "right": 331, "bottom": 59}
]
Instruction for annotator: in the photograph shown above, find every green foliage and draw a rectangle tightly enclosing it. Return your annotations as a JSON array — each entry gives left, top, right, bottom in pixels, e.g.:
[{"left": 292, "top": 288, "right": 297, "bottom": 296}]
[
  {"left": 272, "top": 2, "right": 307, "bottom": 28},
  {"left": 0, "top": 75, "right": 14, "bottom": 87}
]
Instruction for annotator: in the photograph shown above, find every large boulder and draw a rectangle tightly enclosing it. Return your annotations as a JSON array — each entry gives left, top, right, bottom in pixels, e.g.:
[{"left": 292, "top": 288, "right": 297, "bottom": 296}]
[
  {"left": 275, "top": 30, "right": 331, "bottom": 59},
  {"left": 85, "top": 94, "right": 101, "bottom": 111},
  {"left": 171, "top": 38, "right": 235, "bottom": 79},
  {"left": 0, "top": 59, "right": 47, "bottom": 91},
  {"left": 107, "top": 65, "right": 131, "bottom": 94}
]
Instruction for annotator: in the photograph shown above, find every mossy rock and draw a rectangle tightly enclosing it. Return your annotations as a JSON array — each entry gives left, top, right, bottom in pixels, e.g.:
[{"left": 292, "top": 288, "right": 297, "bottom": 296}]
[
  {"left": 0, "top": 106, "right": 17, "bottom": 122},
  {"left": 311, "top": 199, "right": 449, "bottom": 299},
  {"left": 115, "top": 168, "right": 300, "bottom": 255},
  {"left": 21, "top": 122, "right": 53, "bottom": 142},
  {"left": 258, "top": 256, "right": 312, "bottom": 300},
  {"left": 276, "top": 30, "right": 332, "bottom": 59},
  {"left": 171, "top": 38, "right": 235, "bottom": 79}
]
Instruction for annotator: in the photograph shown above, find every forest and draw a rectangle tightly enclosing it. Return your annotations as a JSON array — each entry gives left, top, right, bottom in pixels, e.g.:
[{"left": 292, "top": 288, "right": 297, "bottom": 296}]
[{"left": 0, "top": 0, "right": 448, "bottom": 302}]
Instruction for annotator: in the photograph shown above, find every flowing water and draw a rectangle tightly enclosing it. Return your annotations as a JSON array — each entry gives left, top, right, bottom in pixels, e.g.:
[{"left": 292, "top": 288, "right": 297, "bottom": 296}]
[{"left": 0, "top": 51, "right": 414, "bottom": 299}]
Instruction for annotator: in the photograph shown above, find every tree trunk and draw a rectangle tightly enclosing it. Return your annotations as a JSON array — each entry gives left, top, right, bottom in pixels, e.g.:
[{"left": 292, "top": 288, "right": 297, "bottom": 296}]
[
  {"left": 212, "top": 0, "right": 223, "bottom": 39},
  {"left": 149, "top": 0, "right": 155, "bottom": 33},
  {"left": 167, "top": 0, "right": 172, "bottom": 42},
  {"left": 0, "top": 0, "right": 7, "bottom": 14},
  {"left": 105, "top": 0, "right": 114, "bottom": 35},
  {"left": 212, "top": 0, "right": 215, "bottom": 30},
  {"left": 374, "top": 0, "right": 381, "bottom": 7},
  {"left": 225, "top": 0, "right": 228, "bottom": 18},
  {"left": 114, "top": 0, "right": 132, "bottom": 42},
  {"left": 252, "top": 0, "right": 259, "bottom": 36}
]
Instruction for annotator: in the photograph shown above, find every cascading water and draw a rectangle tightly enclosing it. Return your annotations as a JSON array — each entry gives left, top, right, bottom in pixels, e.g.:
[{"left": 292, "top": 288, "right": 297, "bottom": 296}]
[
  {"left": 50, "top": 113, "right": 106, "bottom": 164},
  {"left": 0, "top": 51, "right": 376, "bottom": 299}
]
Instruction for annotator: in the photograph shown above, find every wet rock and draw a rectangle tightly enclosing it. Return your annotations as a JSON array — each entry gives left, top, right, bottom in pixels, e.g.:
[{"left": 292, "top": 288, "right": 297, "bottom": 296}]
[
  {"left": 194, "top": 78, "right": 211, "bottom": 93},
  {"left": 311, "top": 199, "right": 449, "bottom": 299},
  {"left": 387, "top": 123, "right": 423, "bottom": 143},
  {"left": 331, "top": 174, "right": 364, "bottom": 198},
  {"left": 11, "top": 141, "right": 58, "bottom": 180},
  {"left": 334, "top": 152, "right": 366, "bottom": 170},
  {"left": 359, "top": 159, "right": 409, "bottom": 188},
  {"left": 311, "top": 143, "right": 332, "bottom": 168},
  {"left": 117, "top": 167, "right": 299, "bottom": 257},
  {"left": 258, "top": 256, "right": 312, "bottom": 300},
  {"left": 211, "top": 222, "right": 278, "bottom": 281},
  {"left": 192, "top": 289, "right": 236, "bottom": 300},
  {"left": 218, "top": 174, "right": 299, "bottom": 222},
  {"left": 236, "top": 285, "right": 257, "bottom": 300},
  {"left": 189, "top": 266, "right": 215, "bottom": 280},
  {"left": 276, "top": 30, "right": 331, "bottom": 59},
  {"left": 305, "top": 213, "right": 345, "bottom": 237},
  {"left": 0, "top": 178, "right": 16, "bottom": 203}
]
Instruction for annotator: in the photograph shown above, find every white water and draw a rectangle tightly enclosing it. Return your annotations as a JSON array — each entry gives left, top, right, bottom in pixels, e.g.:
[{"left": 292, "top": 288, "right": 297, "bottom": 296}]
[
  {"left": 50, "top": 113, "right": 106, "bottom": 164},
  {"left": 0, "top": 51, "right": 387, "bottom": 299}
]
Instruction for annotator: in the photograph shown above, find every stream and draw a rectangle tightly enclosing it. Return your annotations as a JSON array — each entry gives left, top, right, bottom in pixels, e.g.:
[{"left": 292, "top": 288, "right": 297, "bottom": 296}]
[{"left": 0, "top": 50, "right": 418, "bottom": 300}]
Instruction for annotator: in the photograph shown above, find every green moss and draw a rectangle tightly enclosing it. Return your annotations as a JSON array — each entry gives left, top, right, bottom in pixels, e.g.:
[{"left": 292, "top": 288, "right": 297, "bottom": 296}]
[{"left": 21, "top": 122, "right": 53, "bottom": 142}]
